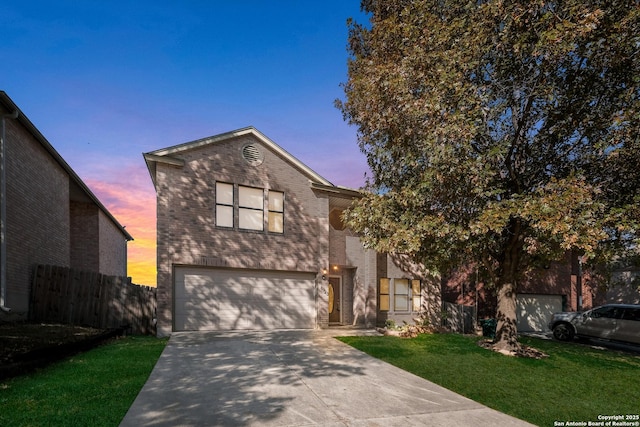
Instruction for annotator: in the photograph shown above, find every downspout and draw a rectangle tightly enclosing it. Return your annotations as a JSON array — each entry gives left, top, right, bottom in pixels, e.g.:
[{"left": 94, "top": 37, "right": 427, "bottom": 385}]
[{"left": 1, "top": 109, "right": 19, "bottom": 313}]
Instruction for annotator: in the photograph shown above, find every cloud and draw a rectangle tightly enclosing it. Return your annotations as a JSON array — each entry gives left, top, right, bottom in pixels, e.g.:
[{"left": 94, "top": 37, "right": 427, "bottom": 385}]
[{"left": 84, "top": 163, "right": 157, "bottom": 286}]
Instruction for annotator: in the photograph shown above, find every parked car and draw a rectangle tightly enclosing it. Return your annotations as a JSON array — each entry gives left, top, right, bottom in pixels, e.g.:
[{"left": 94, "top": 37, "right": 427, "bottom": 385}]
[{"left": 548, "top": 304, "right": 640, "bottom": 345}]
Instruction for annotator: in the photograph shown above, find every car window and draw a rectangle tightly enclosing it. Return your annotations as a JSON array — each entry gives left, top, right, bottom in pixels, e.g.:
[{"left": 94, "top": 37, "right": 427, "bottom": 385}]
[
  {"left": 621, "top": 308, "right": 640, "bottom": 321},
  {"left": 591, "top": 307, "right": 622, "bottom": 319}
]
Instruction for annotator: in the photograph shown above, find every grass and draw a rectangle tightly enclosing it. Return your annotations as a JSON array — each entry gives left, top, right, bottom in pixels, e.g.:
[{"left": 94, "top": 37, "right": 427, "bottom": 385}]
[
  {"left": 338, "top": 334, "right": 640, "bottom": 426},
  {"left": 1, "top": 333, "right": 636, "bottom": 426},
  {"left": 0, "top": 335, "right": 168, "bottom": 427}
]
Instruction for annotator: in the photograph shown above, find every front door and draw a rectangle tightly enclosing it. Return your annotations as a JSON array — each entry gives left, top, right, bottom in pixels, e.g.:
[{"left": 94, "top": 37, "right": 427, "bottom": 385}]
[{"left": 328, "top": 277, "right": 341, "bottom": 323}]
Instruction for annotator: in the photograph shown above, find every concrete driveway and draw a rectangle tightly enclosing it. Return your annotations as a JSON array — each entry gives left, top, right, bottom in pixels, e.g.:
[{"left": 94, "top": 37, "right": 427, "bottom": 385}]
[{"left": 120, "top": 329, "right": 534, "bottom": 426}]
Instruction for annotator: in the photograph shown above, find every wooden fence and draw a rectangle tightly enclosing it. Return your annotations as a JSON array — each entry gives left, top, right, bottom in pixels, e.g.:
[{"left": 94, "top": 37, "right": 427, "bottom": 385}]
[{"left": 30, "top": 265, "right": 156, "bottom": 335}]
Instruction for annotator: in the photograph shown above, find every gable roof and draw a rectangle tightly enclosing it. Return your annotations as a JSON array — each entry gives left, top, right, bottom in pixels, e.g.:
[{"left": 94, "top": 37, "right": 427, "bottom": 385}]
[
  {"left": 143, "top": 126, "right": 334, "bottom": 187},
  {"left": 0, "top": 91, "right": 133, "bottom": 241}
]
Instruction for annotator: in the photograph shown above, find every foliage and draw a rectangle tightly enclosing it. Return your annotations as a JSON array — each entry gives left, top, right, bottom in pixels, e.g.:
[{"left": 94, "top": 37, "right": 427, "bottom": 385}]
[
  {"left": 338, "top": 0, "right": 640, "bottom": 350},
  {"left": 0, "top": 336, "right": 167, "bottom": 427},
  {"left": 338, "top": 334, "right": 640, "bottom": 426}
]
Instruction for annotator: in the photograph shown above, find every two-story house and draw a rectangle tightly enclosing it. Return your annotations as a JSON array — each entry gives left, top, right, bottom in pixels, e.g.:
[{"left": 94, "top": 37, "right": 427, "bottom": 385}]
[
  {"left": 144, "top": 127, "right": 441, "bottom": 336},
  {"left": 0, "top": 91, "right": 133, "bottom": 321}
]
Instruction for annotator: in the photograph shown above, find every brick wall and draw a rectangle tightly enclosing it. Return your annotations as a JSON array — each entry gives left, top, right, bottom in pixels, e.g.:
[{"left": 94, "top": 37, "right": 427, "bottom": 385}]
[
  {"left": 385, "top": 253, "right": 442, "bottom": 327},
  {"left": 329, "top": 220, "right": 348, "bottom": 266},
  {"left": 154, "top": 134, "right": 329, "bottom": 335},
  {"left": 3, "top": 116, "right": 70, "bottom": 314},
  {"left": 518, "top": 253, "right": 573, "bottom": 298},
  {"left": 441, "top": 251, "right": 601, "bottom": 317},
  {"left": 345, "top": 236, "right": 377, "bottom": 327},
  {"left": 98, "top": 209, "right": 127, "bottom": 277},
  {"left": 70, "top": 201, "right": 100, "bottom": 272},
  {"left": 1, "top": 106, "right": 129, "bottom": 319}
]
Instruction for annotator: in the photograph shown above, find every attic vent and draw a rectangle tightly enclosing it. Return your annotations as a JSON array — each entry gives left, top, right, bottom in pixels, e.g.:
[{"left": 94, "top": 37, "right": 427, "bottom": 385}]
[{"left": 241, "top": 143, "right": 264, "bottom": 166}]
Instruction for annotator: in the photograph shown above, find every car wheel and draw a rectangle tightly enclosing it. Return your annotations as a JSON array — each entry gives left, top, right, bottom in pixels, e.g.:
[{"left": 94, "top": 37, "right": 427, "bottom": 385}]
[{"left": 553, "top": 323, "right": 575, "bottom": 341}]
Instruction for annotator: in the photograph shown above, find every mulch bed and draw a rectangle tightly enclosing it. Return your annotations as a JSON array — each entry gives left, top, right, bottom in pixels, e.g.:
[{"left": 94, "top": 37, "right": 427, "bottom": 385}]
[
  {"left": 376, "top": 325, "right": 549, "bottom": 359},
  {"left": 0, "top": 322, "right": 123, "bottom": 380},
  {"left": 477, "top": 339, "right": 549, "bottom": 359}
]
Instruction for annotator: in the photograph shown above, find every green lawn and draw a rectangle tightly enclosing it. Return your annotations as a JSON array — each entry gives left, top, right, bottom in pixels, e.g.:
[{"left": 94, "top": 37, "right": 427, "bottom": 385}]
[
  {"left": 1, "top": 333, "right": 636, "bottom": 426},
  {"left": 0, "top": 335, "right": 167, "bottom": 427},
  {"left": 338, "top": 334, "right": 640, "bottom": 426}
]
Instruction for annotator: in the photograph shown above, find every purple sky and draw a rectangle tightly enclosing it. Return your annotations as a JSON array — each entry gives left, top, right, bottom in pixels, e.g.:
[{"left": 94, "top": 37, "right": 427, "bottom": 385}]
[{"left": 1, "top": 1, "right": 371, "bottom": 285}]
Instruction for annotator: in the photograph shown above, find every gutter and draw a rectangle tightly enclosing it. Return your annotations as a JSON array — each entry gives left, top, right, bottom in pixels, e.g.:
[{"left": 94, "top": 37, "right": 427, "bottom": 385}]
[{"left": 0, "top": 109, "right": 18, "bottom": 312}]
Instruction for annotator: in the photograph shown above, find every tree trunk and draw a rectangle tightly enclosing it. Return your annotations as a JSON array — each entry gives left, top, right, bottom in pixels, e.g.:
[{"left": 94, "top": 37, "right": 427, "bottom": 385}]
[
  {"left": 493, "top": 281, "right": 521, "bottom": 353},
  {"left": 493, "top": 218, "right": 523, "bottom": 354}
]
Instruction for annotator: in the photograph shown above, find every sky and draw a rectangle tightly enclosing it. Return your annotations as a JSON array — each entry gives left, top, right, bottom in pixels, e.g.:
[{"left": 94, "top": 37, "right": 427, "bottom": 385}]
[{"left": 1, "top": 1, "right": 371, "bottom": 286}]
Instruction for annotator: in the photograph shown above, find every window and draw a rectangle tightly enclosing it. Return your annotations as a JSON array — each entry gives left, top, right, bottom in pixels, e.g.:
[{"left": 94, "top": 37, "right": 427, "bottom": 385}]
[
  {"left": 215, "top": 182, "right": 234, "bottom": 228},
  {"left": 329, "top": 208, "right": 346, "bottom": 230},
  {"left": 268, "top": 191, "right": 284, "bottom": 233},
  {"left": 622, "top": 308, "right": 640, "bottom": 321},
  {"left": 411, "top": 280, "right": 421, "bottom": 311},
  {"left": 238, "top": 186, "right": 264, "bottom": 231},
  {"left": 215, "top": 182, "right": 286, "bottom": 234},
  {"left": 379, "top": 278, "right": 421, "bottom": 312},
  {"left": 379, "top": 278, "right": 390, "bottom": 311},
  {"left": 394, "top": 279, "right": 409, "bottom": 311},
  {"left": 591, "top": 306, "right": 622, "bottom": 319}
]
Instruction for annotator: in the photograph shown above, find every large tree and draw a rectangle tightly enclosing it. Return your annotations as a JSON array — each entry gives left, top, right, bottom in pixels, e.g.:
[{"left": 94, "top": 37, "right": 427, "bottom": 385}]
[{"left": 338, "top": 0, "right": 640, "bottom": 353}]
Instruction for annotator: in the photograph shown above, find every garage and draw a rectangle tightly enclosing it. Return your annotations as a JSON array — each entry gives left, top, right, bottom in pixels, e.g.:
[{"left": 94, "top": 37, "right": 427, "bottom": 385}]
[
  {"left": 517, "top": 294, "right": 563, "bottom": 332},
  {"left": 173, "top": 267, "right": 317, "bottom": 331}
]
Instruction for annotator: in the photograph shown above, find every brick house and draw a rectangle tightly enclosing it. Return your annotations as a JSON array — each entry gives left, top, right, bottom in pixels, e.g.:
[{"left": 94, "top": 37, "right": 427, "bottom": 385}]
[
  {"left": 0, "top": 91, "right": 133, "bottom": 320},
  {"left": 442, "top": 251, "right": 613, "bottom": 332},
  {"left": 144, "top": 127, "right": 441, "bottom": 336}
]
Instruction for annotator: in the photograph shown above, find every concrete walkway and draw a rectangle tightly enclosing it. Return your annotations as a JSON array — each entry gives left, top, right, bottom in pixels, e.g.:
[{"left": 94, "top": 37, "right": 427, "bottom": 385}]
[{"left": 120, "top": 329, "right": 534, "bottom": 426}]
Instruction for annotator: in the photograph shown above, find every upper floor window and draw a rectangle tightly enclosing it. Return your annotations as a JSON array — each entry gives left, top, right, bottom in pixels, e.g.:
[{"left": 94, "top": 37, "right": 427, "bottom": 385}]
[
  {"left": 215, "top": 182, "right": 234, "bottom": 228},
  {"left": 215, "top": 182, "right": 284, "bottom": 234},
  {"left": 239, "top": 186, "right": 264, "bottom": 231},
  {"left": 268, "top": 191, "right": 284, "bottom": 233}
]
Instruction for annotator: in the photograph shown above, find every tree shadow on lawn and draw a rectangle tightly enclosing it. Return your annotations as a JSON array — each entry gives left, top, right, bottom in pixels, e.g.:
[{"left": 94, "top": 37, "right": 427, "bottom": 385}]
[{"left": 0, "top": 323, "right": 122, "bottom": 380}]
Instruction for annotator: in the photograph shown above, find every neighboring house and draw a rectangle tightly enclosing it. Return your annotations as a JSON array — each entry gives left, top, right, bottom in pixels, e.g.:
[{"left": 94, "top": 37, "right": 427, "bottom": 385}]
[
  {"left": 0, "top": 91, "right": 133, "bottom": 321},
  {"left": 144, "top": 127, "right": 441, "bottom": 336},
  {"left": 442, "top": 251, "right": 611, "bottom": 332}
]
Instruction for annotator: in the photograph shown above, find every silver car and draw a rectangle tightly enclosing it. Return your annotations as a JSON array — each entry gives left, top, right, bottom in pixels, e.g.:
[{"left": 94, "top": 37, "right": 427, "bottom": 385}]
[{"left": 548, "top": 304, "right": 640, "bottom": 345}]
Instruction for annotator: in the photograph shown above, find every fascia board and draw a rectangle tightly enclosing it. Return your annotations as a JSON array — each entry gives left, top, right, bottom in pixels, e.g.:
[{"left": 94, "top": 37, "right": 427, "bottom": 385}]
[
  {"left": 147, "top": 126, "right": 334, "bottom": 186},
  {"left": 310, "top": 182, "right": 363, "bottom": 198}
]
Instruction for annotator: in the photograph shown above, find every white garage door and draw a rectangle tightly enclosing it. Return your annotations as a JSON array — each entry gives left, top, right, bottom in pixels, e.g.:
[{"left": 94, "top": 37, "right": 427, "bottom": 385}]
[
  {"left": 517, "top": 294, "right": 563, "bottom": 332},
  {"left": 174, "top": 267, "right": 317, "bottom": 331}
]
